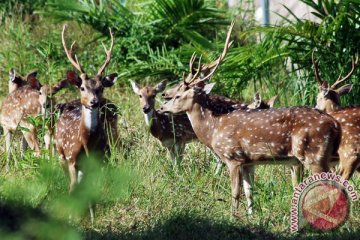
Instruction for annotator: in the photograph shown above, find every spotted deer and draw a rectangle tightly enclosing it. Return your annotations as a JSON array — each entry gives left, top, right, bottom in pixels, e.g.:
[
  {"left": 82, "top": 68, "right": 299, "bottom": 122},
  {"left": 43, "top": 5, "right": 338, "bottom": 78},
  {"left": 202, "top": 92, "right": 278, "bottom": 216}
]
[
  {"left": 160, "top": 52, "right": 340, "bottom": 216},
  {"left": 0, "top": 69, "right": 71, "bottom": 171},
  {"left": 8, "top": 69, "right": 64, "bottom": 152},
  {"left": 56, "top": 25, "right": 118, "bottom": 223},
  {"left": 161, "top": 21, "right": 279, "bottom": 175},
  {"left": 162, "top": 82, "right": 278, "bottom": 173},
  {"left": 131, "top": 80, "right": 196, "bottom": 165},
  {"left": 312, "top": 51, "right": 360, "bottom": 180},
  {"left": 0, "top": 71, "right": 61, "bottom": 171}
]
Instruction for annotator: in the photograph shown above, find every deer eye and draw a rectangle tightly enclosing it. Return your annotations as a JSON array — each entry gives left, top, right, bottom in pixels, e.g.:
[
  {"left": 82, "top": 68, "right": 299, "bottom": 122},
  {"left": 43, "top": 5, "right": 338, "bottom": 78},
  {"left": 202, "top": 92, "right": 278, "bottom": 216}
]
[
  {"left": 39, "top": 92, "right": 42, "bottom": 95},
  {"left": 80, "top": 87, "right": 85, "bottom": 91},
  {"left": 139, "top": 95, "right": 142, "bottom": 98},
  {"left": 175, "top": 95, "right": 180, "bottom": 99}
]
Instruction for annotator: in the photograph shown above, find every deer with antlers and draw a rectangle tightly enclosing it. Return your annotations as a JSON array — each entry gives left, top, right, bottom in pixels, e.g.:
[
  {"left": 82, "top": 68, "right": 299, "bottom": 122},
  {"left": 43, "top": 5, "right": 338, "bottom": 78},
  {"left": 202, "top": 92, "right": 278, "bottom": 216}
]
[
  {"left": 161, "top": 22, "right": 279, "bottom": 176},
  {"left": 312, "top": 51, "right": 360, "bottom": 180},
  {"left": 56, "top": 25, "right": 118, "bottom": 223},
  {"left": 159, "top": 23, "right": 340, "bottom": 215},
  {"left": 132, "top": 79, "right": 277, "bottom": 172}
]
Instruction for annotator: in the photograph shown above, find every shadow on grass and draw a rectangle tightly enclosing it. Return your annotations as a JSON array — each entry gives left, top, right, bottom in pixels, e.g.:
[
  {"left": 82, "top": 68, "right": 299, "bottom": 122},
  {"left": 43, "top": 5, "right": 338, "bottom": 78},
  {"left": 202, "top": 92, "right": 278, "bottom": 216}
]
[
  {"left": 85, "top": 213, "right": 267, "bottom": 240},
  {"left": 0, "top": 199, "right": 81, "bottom": 239},
  {"left": 86, "top": 211, "right": 360, "bottom": 240},
  {"left": 1, "top": 201, "right": 359, "bottom": 240}
]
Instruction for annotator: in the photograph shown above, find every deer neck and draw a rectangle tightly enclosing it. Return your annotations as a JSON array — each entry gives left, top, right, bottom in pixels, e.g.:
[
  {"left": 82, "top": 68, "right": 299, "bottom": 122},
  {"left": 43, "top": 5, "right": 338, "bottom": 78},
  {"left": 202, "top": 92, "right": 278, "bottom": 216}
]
[
  {"left": 81, "top": 106, "right": 99, "bottom": 133},
  {"left": 143, "top": 109, "right": 155, "bottom": 127},
  {"left": 325, "top": 102, "right": 341, "bottom": 114},
  {"left": 185, "top": 101, "right": 214, "bottom": 146},
  {"left": 143, "top": 109, "right": 164, "bottom": 138}
]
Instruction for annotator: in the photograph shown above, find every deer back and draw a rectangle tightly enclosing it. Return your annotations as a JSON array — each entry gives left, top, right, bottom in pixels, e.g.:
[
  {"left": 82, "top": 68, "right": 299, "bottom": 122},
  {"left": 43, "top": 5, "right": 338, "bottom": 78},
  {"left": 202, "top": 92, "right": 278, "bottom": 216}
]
[
  {"left": 0, "top": 85, "right": 41, "bottom": 131},
  {"left": 161, "top": 86, "right": 340, "bottom": 165},
  {"left": 330, "top": 107, "right": 360, "bottom": 147}
]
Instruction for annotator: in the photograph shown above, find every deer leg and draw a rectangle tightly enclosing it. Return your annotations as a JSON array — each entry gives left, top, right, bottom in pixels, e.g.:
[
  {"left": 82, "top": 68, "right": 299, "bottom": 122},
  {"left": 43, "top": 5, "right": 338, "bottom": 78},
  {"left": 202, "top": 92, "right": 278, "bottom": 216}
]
[
  {"left": 210, "top": 149, "right": 223, "bottom": 175},
  {"left": 227, "top": 162, "right": 242, "bottom": 216},
  {"left": 89, "top": 203, "right": 95, "bottom": 226},
  {"left": 4, "top": 129, "right": 12, "bottom": 172},
  {"left": 168, "top": 144, "right": 182, "bottom": 166},
  {"left": 242, "top": 165, "right": 254, "bottom": 215},
  {"left": 68, "top": 162, "right": 77, "bottom": 194},
  {"left": 21, "top": 136, "right": 28, "bottom": 157},
  {"left": 23, "top": 131, "right": 40, "bottom": 157},
  {"left": 339, "top": 154, "right": 359, "bottom": 180},
  {"left": 175, "top": 143, "right": 185, "bottom": 164},
  {"left": 76, "top": 169, "right": 94, "bottom": 225},
  {"left": 310, "top": 162, "right": 329, "bottom": 174},
  {"left": 44, "top": 131, "right": 51, "bottom": 152},
  {"left": 215, "top": 157, "right": 223, "bottom": 175},
  {"left": 59, "top": 158, "right": 69, "bottom": 177},
  {"left": 290, "top": 164, "right": 303, "bottom": 188}
]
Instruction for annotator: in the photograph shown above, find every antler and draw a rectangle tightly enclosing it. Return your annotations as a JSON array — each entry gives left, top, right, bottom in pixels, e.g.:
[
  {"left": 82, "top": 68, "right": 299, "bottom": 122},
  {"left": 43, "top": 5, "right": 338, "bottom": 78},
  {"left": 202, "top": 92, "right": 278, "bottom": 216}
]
[
  {"left": 62, "top": 25, "right": 85, "bottom": 75},
  {"left": 199, "top": 20, "right": 235, "bottom": 82},
  {"left": 97, "top": 28, "right": 115, "bottom": 76},
  {"left": 200, "top": 20, "right": 235, "bottom": 76},
  {"left": 184, "top": 55, "right": 202, "bottom": 85},
  {"left": 312, "top": 49, "right": 323, "bottom": 85},
  {"left": 189, "top": 53, "right": 196, "bottom": 73},
  {"left": 331, "top": 53, "right": 359, "bottom": 89}
]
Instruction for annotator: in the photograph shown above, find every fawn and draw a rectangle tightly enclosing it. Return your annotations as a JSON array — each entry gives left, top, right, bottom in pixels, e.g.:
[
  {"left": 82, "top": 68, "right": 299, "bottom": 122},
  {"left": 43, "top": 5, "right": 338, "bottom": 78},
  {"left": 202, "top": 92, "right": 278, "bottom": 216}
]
[
  {"left": 1, "top": 69, "right": 71, "bottom": 170},
  {"left": 131, "top": 80, "right": 197, "bottom": 165},
  {"left": 0, "top": 70, "right": 58, "bottom": 171}
]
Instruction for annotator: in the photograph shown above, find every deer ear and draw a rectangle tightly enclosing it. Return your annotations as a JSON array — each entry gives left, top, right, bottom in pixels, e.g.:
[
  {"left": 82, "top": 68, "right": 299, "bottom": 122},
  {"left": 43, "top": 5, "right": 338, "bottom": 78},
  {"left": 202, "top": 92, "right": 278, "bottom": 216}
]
[
  {"left": 203, "top": 83, "right": 215, "bottom": 94},
  {"left": 155, "top": 80, "right": 167, "bottom": 93},
  {"left": 336, "top": 84, "right": 353, "bottom": 96},
  {"left": 130, "top": 80, "right": 140, "bottom": 94},
  {"left": 26, "top": 71, "right": 41, "bottom": 89},
  {"left": 320, "top": 81, "right": 329, "bottom": 91},
  {"left": 66, "top": 70, "right": 82, "bottom": 88},
  {"left": 9, "top": 68, "right": 23, "bottom": 84},
  {"left": 267, "top": 95, "right": 278, "bottom": 107},
  {"left": 9, "top": 69, "right": 16, "bottom": 81},
  {"left": 248, "top": 93, "right": 261, "bottom": 109},
  {"left": 52, "top": 79, "right": 70, "bottom": 95},
  {"left": 253, "top": 92, "right": 261, "bottom": 102},
  {"left": 102, "top": 73, "right": 118, "bottom": 87}
]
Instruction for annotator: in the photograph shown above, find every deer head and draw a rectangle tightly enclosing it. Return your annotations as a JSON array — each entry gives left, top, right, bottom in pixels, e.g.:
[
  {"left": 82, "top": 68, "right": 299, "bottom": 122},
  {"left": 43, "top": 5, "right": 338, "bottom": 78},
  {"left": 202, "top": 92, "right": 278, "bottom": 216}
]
[
  {"left": 8, "top": 69, "right": 40, "bottom": 93},
  {"left": 130, "top": 80, "right": 167, "bottom": 114},
  {"left": 247, "top": 93, "right": 278, "bottom": 109},
  {"left": 161, "top": 81, "right": 215, "bottom": 114},
  {"left": 312, "top": 50, "right": 358, "bottom": 113},
  {"left": 61, "top": 25, "right": 118, "bottom": 110}
]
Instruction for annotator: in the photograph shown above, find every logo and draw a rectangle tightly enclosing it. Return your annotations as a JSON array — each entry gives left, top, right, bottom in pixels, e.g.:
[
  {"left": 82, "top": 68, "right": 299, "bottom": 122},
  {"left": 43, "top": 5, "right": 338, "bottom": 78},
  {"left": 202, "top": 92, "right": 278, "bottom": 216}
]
[{"left": 290, "top": 172, "right": 358, "bottom": 233}]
